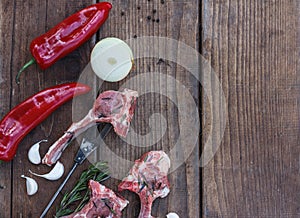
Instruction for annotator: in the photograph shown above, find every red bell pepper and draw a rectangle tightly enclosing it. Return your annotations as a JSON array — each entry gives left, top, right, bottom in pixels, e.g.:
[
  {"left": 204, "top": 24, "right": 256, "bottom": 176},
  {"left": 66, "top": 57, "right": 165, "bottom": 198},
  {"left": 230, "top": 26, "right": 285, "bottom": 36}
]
[
  {"left": 0, "top": 83, "right": 91, "bottom": 162},
  {"left": 16, "top": 2, "right": 112, "bottom": 84}
]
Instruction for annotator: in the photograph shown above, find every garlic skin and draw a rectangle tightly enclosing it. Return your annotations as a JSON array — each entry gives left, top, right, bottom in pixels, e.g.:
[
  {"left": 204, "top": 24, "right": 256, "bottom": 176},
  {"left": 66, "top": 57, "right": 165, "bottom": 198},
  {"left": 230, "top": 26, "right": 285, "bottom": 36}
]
[
  {"left": 91, "top": 37, "right": 133, "bottom": 82},
  {"left": 166, "top": 212, "right": 180, "bottom": 218},
  {"left": 28, "top": 139, "right": 48, "bottom": 165},
  {"left": 29, "top": 161, "right": 64, "bottom": 181},
  {"left": 21, "top": 175, "right": 38, "bottom": 196}
]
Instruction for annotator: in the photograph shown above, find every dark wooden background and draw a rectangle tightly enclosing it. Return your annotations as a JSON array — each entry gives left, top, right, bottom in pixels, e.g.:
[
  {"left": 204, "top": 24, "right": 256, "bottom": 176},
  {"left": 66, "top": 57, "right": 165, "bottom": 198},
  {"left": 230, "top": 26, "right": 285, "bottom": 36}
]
[{"left": 0, "top": 0, "right": 299, "bottom": 217}]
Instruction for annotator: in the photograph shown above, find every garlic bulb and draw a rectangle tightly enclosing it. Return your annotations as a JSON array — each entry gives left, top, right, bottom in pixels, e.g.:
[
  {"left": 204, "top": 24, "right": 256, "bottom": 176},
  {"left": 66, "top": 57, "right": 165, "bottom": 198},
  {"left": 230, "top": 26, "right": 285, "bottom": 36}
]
[
  {"left": 166, "top": 212, "right": 180, "bottom": 218},
  {"left": 21, "top": 175, "right": 38, "bottom": 196},
  {"left": 91, "top": 37, "right": 133, "bottom": 82},
  {"left": 28, "top": 139, "right": 48, "bottom": 165},
  {"left": 29, "top": 161, "right": 64, "bottom": 181}
]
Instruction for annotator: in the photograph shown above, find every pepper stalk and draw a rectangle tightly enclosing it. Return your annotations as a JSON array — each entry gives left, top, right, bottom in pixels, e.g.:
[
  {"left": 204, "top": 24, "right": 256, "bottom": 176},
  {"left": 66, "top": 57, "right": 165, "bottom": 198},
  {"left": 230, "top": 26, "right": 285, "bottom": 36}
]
[{"left": 16, "top": 58, "right": 36, "bottom": 84}]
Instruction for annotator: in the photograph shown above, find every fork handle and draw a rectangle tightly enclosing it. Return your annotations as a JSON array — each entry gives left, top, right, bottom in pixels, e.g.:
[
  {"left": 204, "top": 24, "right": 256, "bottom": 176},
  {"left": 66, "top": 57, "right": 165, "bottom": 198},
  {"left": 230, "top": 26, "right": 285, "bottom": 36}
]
[{"left": 40, "top": 162, "right": 78, "bottom": 218}]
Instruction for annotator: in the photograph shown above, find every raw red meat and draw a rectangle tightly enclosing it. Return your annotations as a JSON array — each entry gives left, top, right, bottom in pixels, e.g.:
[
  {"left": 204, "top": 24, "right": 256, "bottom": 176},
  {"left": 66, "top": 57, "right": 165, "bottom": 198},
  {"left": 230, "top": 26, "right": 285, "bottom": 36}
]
[
  {"left": 42, "top": 88, "right": 138, "bottom": 165},
  {"left": 118, "top": 151, "right": 171, "bottom": 218},
  {"left": 61, "top": 180, "right": 128, "bottom": 218}
]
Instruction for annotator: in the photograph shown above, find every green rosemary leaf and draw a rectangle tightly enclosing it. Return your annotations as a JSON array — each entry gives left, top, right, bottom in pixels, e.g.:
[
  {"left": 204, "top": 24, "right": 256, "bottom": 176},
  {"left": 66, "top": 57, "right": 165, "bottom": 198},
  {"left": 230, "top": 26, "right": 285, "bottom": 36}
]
[
  {"left": 55, "top": 208, "right": 73, "bottom": 218},
  {"left": 74, "top": 189, "right": 91, "bottom": 213},
  {"left": 55, "top": 162, "right": 110, "bottom": 217}
]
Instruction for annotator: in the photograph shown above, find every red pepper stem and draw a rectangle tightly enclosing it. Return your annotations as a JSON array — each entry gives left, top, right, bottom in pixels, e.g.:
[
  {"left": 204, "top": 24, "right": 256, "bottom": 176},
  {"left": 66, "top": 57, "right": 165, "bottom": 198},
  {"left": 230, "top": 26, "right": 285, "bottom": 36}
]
[{"left": 16, "top": 58, "right": 36, "bottom": 84}]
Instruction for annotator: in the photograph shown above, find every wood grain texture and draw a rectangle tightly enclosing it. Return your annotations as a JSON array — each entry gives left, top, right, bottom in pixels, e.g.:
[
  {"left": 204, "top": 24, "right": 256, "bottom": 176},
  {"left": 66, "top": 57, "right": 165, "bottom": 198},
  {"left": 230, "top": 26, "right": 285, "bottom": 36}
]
[
  {"left": 93, "top": 0, "right": 200, "bottom": 217},
  {"left": 202, "top": 0, "right": 300, "bottom": 217},
  {"left": 0, "top": 0, "right": 95, "bottom": 217},
  {"left": 0, "top": 1, "right": 15, "bottom": 217},
  {"left": 0, "top": 0, "right": 201, "bottom": 217}
]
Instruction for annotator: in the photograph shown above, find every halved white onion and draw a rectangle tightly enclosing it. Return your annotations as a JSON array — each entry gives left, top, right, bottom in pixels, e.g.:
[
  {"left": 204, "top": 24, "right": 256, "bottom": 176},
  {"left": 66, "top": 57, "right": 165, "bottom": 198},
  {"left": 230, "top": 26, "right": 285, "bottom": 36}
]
[{"left": 91, "top": 37, "right": 133, "bottom": 82}]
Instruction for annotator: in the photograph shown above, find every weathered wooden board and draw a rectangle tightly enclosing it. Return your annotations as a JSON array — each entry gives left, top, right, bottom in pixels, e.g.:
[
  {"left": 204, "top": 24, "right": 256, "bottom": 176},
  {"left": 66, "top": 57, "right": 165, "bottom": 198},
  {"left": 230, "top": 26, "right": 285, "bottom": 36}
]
[
  {"left": 93, "top": 1, "right": 201, "bottom": 217},
  {"left": 3, "top": 0, "right": 299, "bottom": 217},
  {"left": 202, "top": 1, "right": 300, "bottom": 217},
  {"left": 0, "top": 0, "right": 201, "bottom": 217},
  {"left": 0, "top": 0, "right": 15, "bottom": 217},
  {"left": 0, "top": 0, "right": 96, "bottom": 217}
]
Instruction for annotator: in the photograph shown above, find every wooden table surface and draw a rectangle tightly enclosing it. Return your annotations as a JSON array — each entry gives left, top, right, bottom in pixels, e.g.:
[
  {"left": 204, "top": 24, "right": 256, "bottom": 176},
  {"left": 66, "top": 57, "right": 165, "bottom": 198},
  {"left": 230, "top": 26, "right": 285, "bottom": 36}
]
[{"left": 0, "top": 0, "right": 299, "bottom": 217}]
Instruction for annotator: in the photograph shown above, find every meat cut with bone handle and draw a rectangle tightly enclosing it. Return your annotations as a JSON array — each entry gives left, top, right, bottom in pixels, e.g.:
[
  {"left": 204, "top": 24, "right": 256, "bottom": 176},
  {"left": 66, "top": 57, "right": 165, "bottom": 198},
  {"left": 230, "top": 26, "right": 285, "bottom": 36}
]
[
  {"left": 42, "top": 88, "right": 138, "bottom": 166},
  {"left": 61, "top": 180, "right": 129, "bottom": 218},
  {"left": 118, "top": 151, "right": 171, "bottom": 218}
]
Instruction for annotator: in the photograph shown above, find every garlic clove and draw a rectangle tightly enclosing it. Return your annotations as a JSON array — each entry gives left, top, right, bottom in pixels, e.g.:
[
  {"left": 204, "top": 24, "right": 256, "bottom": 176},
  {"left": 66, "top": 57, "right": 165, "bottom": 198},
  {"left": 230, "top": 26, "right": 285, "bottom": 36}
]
[
  {"left": 91, "top": 37, "right": 133, "bottom": 82},
  {"left": 166, "top": 212, "right": 180, "bottom": 218},
  {"left": 21, "top": 175, "right": 38, "bottom": 196},
  {"left": 29, "top": 161, "right": 64, "bottom": 181},
  {"left": 28, "top": 139, "right": 48, "bottom": 165}
]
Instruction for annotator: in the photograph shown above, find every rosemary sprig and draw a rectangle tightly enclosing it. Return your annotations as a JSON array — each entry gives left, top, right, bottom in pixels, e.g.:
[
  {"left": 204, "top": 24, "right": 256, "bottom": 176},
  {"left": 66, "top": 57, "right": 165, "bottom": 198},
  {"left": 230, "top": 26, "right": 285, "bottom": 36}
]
[{"left": 55, "top": 162, "right": 110, "bottom": 218}]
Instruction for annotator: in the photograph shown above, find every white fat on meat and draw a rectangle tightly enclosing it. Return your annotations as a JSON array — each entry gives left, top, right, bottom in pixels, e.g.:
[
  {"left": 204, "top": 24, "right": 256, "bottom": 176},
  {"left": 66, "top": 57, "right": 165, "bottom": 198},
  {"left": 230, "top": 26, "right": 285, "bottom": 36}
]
[
  {"left": 42, "top": 89, "right": 138, "bottom": 166},
  {"left": 61, "top": 180, "right": 128, "bottom": 218},
  {"left": 118, "top": 151, "right": 171, "bottom": 218}
]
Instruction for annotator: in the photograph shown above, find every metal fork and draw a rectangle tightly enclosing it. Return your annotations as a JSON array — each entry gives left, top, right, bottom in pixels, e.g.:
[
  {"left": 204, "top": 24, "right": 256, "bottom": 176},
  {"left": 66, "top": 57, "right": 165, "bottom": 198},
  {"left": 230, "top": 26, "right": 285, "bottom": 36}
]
[{"left": 40, "top": 123, "right": 112, "bottom": 218}]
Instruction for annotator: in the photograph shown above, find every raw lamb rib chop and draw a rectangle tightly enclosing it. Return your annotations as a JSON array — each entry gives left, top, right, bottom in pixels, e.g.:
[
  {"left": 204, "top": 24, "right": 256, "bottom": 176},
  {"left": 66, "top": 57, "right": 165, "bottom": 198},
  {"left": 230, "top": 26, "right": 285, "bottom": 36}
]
[
  {"left": 43, "top": 88, "right": 138, "bottom": 165},
  {"left": 62, "top": 180, "right": 128, "bottom": 218},
  {"left": 118, "top": 151, "right": 171, "bottom": 218}
]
